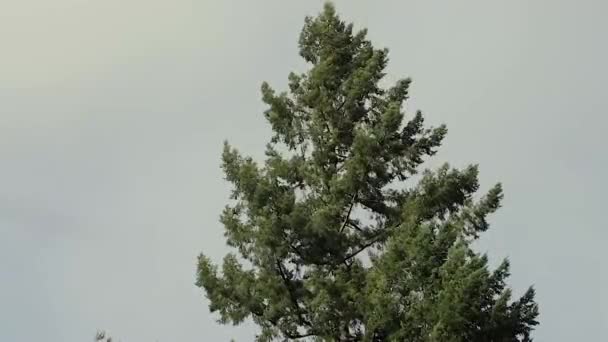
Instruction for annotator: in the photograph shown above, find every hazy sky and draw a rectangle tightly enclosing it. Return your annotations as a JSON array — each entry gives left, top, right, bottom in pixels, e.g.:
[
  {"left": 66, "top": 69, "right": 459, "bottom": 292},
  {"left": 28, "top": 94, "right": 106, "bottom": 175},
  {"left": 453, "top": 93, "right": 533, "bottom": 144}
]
[{"left": 1, "top": 1, "right": 606, "bottom": 341}]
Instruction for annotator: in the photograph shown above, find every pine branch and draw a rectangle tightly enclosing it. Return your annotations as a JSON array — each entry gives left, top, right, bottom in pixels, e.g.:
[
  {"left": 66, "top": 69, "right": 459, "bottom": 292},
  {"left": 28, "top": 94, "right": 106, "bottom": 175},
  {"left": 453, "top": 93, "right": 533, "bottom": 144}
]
[
  {"left": 275, "top": 260, "right": 313, "bottom": 328},
  {"left": 342, "top": 238, "right": 379, "bottom": 263},
  {"left": 346, "top": 220, "right": 364, "bottom": 233},
  {"left": 339, "top": 193, "right": 358, "bottom": 233}
]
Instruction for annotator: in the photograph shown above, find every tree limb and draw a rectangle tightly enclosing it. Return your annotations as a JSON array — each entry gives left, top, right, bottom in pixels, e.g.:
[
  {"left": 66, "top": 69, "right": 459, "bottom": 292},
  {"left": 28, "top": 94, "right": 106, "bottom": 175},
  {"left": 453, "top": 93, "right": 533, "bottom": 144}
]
[
  {"left": 275, "top": 260, "right": 312, "bottom": 328},
  {"left": 339, "top": 193, "right": 358, "bottom": 233}
]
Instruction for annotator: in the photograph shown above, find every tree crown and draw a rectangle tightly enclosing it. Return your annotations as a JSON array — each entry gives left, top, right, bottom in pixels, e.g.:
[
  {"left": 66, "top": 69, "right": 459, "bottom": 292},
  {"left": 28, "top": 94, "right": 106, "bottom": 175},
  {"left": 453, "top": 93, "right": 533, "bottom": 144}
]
[{"left": 196, "top": 3, "right": 539, "bottom": 341}]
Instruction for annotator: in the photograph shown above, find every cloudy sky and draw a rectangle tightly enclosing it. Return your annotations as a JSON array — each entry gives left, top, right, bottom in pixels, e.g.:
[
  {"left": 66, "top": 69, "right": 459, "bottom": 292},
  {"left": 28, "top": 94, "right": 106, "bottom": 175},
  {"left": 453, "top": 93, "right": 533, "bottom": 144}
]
[{"left": 1, "top": 0, "right": 606, "bottom": 341}]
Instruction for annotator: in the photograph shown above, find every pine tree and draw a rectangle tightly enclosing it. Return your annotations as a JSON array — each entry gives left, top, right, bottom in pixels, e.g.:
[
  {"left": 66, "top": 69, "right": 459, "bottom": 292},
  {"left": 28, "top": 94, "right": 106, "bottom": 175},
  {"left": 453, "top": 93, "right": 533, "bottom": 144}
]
[{"left": 196, "top": 3, "right": 539, "bottom": 341}]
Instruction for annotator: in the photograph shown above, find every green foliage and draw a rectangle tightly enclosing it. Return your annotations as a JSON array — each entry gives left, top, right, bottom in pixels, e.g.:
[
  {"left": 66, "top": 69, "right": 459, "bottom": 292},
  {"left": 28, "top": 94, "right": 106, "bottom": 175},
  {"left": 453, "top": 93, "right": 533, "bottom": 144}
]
[
  {"left": 95, "top": 331, "right": 113, "bottom": 342},
  {"left": 196, "top": 3, "right": 538, "bottom": 341}
]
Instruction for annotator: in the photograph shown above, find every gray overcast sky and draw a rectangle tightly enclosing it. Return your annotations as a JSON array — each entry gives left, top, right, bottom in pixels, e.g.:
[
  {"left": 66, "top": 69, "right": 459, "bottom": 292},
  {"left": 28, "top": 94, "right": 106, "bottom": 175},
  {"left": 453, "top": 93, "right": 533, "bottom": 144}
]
[{"left": 1, "top": 0, "right": 606, "bottom": 341}]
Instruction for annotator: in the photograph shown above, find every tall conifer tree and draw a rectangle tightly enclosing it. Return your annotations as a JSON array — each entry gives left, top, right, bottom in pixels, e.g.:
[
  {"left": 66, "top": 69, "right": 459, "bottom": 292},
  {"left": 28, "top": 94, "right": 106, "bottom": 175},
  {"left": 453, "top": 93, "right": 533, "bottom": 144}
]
[{"left": 197, "top": 4, "right": 539, "bottom": 341}]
